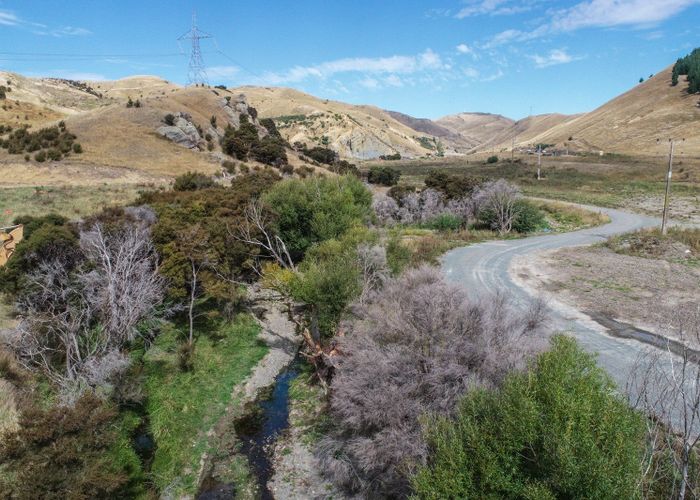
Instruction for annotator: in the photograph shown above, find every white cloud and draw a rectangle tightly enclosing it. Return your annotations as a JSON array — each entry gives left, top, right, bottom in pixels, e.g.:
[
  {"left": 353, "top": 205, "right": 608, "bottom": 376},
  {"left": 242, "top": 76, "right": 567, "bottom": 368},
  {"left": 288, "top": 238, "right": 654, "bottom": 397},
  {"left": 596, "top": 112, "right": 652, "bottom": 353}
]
[
  {"left": 550, "top": 0, "right": 700, "bottom": 31},
  {"left": 462, "top": 67, "right": 480, "bottom": 78},
  {"left": 483, "top": 0, "right": 699, "bottom": 47},
  {"left": 253, "top": 49, "right": 446, "bottom": 86},
  {"left": 208, "top": 66, "right": 241, "bottom": 78},
  {"left": 455, "top": 0, "right": 539, "bottom": 18},
  {"left": 49, "top": 26, "right": 91, "bottom": 37},
  {"left": 530, "top": 49, "right": 580, "bottom": 67},
  {"left": 383, "top": 74, "right": 404, "bottom": 87},
  {"left": 482, "top": 68, "right": 505, "bottom": 81},
  {"left": 456, "top": 43, "right": 473, "bottom": 54},
  {"left": 359, "top": 77, "right": 380, "bottom": 89},
  {"left": 0, "top": 9, "right": 90, "bottom": 36},
  {"left": 0, "top": 10, "right": 19, "bottom": 26}
]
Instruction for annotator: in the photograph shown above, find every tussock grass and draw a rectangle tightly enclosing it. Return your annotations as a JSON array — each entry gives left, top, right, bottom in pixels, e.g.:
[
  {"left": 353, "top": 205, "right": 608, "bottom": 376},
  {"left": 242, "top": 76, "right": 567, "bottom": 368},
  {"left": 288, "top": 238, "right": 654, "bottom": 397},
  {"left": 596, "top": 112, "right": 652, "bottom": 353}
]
[{"left": 144, "top": 315, "right": 267, "bottom": 495}]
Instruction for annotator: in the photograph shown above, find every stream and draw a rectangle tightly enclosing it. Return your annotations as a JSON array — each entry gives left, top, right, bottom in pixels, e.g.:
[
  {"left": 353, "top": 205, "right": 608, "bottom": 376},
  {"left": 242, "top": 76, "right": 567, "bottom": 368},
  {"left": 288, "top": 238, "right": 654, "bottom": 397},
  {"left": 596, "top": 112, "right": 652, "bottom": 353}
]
[{"left": 198, "top": 355, "right": 302, "bottom": 499}]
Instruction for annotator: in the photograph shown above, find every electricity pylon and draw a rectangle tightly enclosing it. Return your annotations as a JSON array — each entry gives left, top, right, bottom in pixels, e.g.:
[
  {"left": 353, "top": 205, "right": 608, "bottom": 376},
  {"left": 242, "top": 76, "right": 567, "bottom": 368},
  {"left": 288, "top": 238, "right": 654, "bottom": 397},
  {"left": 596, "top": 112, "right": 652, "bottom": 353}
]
[{"left": 178, "top": 12, "right": 211, "bottom": 86}]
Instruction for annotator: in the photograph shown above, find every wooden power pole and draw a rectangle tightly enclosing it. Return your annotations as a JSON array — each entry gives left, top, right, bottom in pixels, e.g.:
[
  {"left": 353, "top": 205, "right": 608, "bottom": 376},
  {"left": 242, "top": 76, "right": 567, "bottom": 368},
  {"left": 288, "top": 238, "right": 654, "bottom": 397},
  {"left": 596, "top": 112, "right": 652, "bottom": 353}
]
[{"left": 661, "top": 139, "right": 675, "bottom": 235}]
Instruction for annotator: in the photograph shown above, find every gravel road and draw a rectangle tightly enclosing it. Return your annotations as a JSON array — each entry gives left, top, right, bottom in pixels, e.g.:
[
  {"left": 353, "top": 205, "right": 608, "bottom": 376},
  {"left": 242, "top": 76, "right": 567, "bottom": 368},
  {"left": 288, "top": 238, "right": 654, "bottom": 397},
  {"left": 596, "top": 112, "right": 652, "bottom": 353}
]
[{"left": 441, "top": 205, "right": 661, "bottom": 387}]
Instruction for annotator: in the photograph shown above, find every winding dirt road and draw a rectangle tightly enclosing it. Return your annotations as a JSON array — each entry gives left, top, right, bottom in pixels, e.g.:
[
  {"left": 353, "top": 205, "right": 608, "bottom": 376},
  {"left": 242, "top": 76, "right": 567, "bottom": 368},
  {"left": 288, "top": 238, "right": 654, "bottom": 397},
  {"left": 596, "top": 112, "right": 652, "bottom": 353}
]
[{"left": 441, "top": 205, "right": 660, "bottom": 387}]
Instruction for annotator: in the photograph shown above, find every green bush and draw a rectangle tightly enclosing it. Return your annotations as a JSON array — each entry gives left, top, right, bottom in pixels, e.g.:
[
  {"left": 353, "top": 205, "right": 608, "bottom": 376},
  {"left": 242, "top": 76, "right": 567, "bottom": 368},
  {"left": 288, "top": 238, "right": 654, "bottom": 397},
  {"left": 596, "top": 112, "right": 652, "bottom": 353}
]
[
  {"left": 0, "top": 394, "right": 140, "bottom": 498},
  {"left": 512, "top": 200, "right": 547, "bottom": 233},
  {"left": 424, "top": 170, "right": 480, "bottom": 199},
  {"left": 486, "top": 155, "right": 499, "bottom": 164},
  {"left": 0, "top": 215, "right": 78, "bottom": 297},
  {"left": 163, "top": 113, "right": 176, "bottom": 126},
  {"left": 413, "top": 335, "right": 645, "bottom": 499},
  {"left": 423, "top": 213, "right": 462, "bottom": 231},
  {"left": 478, "top": 199, "right": 546, "bottom": 234},
  {"left": 263, "top": 175, "right": 372, "bottom": 261},
  {"left": 173, "top": 171, "right": 216, "bottom": 191},
  {"left": 367, "top": 166, "right": 401, "bottom": 186}
]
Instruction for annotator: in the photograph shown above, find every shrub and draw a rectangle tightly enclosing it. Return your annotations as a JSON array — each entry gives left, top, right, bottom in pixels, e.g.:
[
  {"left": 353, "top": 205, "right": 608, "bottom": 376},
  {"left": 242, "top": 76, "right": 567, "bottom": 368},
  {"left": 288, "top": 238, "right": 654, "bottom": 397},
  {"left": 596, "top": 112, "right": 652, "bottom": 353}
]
[
  {"left": 367, "top": 165, "right": 401, "bottom": 186},
  {"left": 424, "top": 170, "right": 481, "bottom": 199},
  {"left": 0, "top": 394, "right": 138, "bottom": 498},
  {"left": 473, "top": 179, "right": 521, "bottom": 234},
  {"left": 259, "top": 117, "right": 282, "bottom": 138},
  {"left": 512, "top": 199, "right": 546, "bottom": 233},
  {"left": 318, "top": 267, "right": 547, "bottom": 496},
  {"left": 262, "top": 175, "right": 372, "bottom": 261},
  {"left": 486, "top": 155, "right": 499, "bottom": 164},
  {"left": 328, "top": 159, "right": 359, "bottom": 176},
  {"left": 163, "top": 113, "right": 176, "bottom": 126},
  {"left": 1, "top": 124, "right": 78, "bottom": 160},
  {"left": 222, "top": 160, "right": 236, "bottom": 174},
  {"left": 72, "top": 143, "right": 83, "bottom": 154},
  {"left": 423, "top": 213, "right": 462, "bottom": 231},
  {"left": 303, "top": 146, "right": 337, "bottom": 165},
  {"left": 173, "top": 171, "right": 216, "bottom": 191},
  {"left": 210, "top": 115, "right": 217, "bottom": 128},
  {"left": 413, "top": 335, "right": 646, "bottom": 499},
  {"left": 379, "top": 152, "right": 401, "bottom": 161},
  {"left": 387, "top": 184, "right": 415, "bottom": 202}
]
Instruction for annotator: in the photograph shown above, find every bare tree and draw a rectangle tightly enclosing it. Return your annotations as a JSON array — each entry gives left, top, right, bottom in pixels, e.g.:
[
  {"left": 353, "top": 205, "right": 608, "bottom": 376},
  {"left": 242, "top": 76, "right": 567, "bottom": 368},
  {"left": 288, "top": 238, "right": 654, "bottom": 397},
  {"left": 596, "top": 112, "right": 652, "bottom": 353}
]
[
  {"left": 628, "top": 305, "right": 700, "bottom": 500},
  {"left": 3, "top": 216, "right": 165, "bottom": 398},
  {"left": 355, "top": 244, "right": 389, "bottom": 305},
  {"left": 232, "top": 199, "right": 296, "bottom": 271},
  {"left": 317, "top": 265, "right": 548, "bottom": 497},
  {"left": 79, "top": 221, "right": 164, "bottom": 345},
  {"left": 472, "top": 179, "right": 521, "bottom": 235}
]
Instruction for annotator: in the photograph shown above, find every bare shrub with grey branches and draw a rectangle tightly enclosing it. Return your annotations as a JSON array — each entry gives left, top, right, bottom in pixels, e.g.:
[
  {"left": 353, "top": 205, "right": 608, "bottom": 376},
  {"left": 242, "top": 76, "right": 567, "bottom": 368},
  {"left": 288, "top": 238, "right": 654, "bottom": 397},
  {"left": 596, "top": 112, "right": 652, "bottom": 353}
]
[
  {"left": 471, "top": 179, "right": 521, "bottom": 234},
  {"left": 628, "top": 305, "right": 700, "bottom": 500},
  {"left": 373, "top": 188, "right": 473, "bottom": 226},
  {"left": 317, "top": 265, "right": 548, "bottom": 497},
  {"left": 3, "top": 209, "right": 165, "bottom": 399}
]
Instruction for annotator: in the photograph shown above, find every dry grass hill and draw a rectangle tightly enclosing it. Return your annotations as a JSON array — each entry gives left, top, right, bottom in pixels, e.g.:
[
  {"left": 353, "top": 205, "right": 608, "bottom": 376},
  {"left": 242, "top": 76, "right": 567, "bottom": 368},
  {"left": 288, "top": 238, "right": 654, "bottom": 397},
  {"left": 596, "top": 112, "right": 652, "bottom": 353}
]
[
  {"left": 232, "top": 86, "right": 435, "bottom": 159},
  {"left": 1, "top": 60, "right": 700, "bottom": 192},
  {"left": 507, "top": 66, "right": 700, "bottom": 156}
]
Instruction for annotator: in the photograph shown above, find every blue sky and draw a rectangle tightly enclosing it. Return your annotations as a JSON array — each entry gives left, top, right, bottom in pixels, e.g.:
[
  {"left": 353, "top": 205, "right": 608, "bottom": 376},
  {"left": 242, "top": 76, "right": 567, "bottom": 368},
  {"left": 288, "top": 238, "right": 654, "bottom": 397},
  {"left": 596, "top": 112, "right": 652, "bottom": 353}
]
[{"left": 0, "top": 0, "right": 698, "bottom": 119}]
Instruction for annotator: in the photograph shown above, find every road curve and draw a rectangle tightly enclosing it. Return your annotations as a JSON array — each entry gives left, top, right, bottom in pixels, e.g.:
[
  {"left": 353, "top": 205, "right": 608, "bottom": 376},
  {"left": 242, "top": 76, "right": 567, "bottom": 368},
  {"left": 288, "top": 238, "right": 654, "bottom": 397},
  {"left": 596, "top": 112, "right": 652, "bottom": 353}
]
[{"left": 441, "top": 205, "right": 660, "bottom": 386}]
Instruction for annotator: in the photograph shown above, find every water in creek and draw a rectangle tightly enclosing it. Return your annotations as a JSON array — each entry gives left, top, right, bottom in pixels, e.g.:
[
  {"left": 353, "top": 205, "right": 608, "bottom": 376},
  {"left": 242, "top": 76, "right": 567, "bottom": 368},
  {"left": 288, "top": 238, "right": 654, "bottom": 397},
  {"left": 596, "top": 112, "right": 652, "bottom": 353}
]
[{"left": 198, "top": 355, "right": 302, "bottom": 500}]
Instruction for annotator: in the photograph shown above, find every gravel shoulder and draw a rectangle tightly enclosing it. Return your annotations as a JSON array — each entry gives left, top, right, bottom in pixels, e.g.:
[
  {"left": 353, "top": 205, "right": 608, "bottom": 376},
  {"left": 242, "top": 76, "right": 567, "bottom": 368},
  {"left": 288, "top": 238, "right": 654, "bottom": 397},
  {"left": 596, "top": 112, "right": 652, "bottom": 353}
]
[{"left": 512, "top": 246, "right": 700, "bottom": 347}]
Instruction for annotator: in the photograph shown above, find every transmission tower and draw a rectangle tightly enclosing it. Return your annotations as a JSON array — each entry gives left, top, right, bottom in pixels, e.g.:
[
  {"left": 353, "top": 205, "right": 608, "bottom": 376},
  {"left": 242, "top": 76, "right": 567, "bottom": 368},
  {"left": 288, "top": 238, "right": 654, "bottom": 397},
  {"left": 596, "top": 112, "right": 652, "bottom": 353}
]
[{"left": 178, "top": 12, "right": 211, "bottom": 86}]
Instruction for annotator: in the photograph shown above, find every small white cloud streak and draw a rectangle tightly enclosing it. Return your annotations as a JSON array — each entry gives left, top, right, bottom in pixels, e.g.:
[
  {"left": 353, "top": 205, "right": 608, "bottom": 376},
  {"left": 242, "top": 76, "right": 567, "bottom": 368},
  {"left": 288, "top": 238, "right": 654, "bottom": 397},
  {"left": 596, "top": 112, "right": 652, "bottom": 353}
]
[{"left": 530, "top": 49, "right": 581, "bottom": 68}]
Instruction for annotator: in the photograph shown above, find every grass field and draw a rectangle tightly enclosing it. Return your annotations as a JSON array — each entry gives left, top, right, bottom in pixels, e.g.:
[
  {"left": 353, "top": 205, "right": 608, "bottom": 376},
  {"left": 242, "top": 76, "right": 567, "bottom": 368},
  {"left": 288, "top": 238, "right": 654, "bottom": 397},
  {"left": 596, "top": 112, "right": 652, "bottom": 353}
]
[
  {"left": 364, "top": 155, "right": 700, "bottom": 211},
  {"left": 144, "top": 315, "right": 268, "bottom": 495},
  {"left": 0, "top": 183, "right": 163, "bottom": 227}
]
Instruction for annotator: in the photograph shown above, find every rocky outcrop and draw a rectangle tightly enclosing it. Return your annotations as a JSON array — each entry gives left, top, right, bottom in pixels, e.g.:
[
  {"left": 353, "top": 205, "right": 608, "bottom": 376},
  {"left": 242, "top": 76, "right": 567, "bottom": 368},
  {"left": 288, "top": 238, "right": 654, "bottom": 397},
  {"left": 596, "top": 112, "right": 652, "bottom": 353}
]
[{"left": 156, "top": 112, "right": 202, "bottom": 149}]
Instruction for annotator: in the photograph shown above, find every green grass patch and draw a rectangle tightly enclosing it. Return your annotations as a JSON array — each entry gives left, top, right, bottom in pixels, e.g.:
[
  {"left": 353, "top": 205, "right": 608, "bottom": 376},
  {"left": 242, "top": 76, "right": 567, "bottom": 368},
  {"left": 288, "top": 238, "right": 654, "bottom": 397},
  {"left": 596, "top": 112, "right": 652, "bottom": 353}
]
[
  {"left": 288, "top": 361, "right": 332, "bottom": 446},
  {"left": 530, "top": 199, "right": 610, "bottom": 232},
  {"left": 144, "top": 315, "right": 268, "bottom": 495}
]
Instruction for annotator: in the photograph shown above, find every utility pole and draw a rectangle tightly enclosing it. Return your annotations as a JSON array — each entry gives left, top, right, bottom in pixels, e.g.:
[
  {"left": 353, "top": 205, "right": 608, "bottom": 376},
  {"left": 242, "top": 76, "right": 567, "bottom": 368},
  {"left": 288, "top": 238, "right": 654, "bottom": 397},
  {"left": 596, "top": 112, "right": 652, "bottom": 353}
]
[
  {"left": 178, "top": 12, "right": 211, "bottom": 86},
  {"left": 661, "top": 139, "right": 676, "bottom": 235},
  {"left": 537, "top": 145, "right": 542, "bottom": 180}
]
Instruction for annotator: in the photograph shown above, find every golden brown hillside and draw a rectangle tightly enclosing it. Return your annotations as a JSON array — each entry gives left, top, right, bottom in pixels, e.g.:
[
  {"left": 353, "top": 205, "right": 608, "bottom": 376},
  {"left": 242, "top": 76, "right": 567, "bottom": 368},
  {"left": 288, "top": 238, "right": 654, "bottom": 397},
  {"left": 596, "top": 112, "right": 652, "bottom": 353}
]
[
  {"left": 233, "top": 86, "right": 435, "bottom": 159},
  {"left": 521, "top": 66, "right": 700, "bottom": 156},
  {"left": 435, "top": 112, "right": 515, "bottom": 148}
]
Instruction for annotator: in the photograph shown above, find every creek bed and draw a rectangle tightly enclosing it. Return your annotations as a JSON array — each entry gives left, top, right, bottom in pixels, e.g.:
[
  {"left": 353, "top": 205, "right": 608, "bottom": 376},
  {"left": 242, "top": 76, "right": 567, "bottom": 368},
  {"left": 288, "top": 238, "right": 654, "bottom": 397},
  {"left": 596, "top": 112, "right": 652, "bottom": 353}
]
[{"left": 200, "top": 355, "right": 302, "bottom": 499}]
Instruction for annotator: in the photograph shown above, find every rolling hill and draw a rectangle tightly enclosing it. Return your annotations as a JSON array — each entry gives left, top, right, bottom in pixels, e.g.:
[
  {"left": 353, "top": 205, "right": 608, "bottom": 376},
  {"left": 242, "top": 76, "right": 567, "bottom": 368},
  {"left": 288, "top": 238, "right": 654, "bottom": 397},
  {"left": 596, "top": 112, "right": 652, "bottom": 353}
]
[
  {"left": 232, "top": 86, "right": 435, "bottom": 159},
  {"left": 515, "top": 65, "right": 700, "bottom": 156}
]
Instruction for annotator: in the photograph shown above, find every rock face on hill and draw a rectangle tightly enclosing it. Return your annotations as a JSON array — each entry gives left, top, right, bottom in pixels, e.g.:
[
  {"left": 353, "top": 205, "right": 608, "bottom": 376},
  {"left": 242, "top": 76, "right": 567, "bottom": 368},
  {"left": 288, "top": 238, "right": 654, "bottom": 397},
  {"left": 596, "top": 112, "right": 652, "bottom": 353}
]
[
  {"left": 157, "top": 112, "right": 202, "bottom": 149},
  {"left": 232, "top": 86, "right": 436, "bottom": 160}
]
